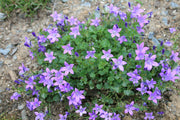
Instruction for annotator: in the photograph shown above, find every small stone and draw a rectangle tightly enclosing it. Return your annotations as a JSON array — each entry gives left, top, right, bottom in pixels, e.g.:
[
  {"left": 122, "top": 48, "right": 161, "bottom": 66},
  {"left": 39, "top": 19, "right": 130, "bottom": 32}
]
[
  {"left": 61, "top": 0, "right": 68, "bottom": 3},
  {"left": 81, "top": 2, "right": 91, "bottom": 7},
  {"left": 0, "top": 12, "right": 7, "bottom": 21},
  {"left": 148, "top": 32, "right": 154, "bottom": 39},
  {"left": 18, "top": 104, "right": 25, "bottom": 110},
  {"left": 21, "top": 110, "right": 28, "bottom": 120},
  {"left": 0, "top": 35, "right": 3, "bottom": 39},
  {"left": 170, "top": 2, "right": 179, "bottom": 9},
  {"left": 8, "top": 70, "right": 17, "bottom": 81},
  {"left": 13, "top": 55, "right": 17, "bottom": 60},
  {"left": 0, "top": 48, "right": 11, "bottom": 56},
  {"left": 161, "top": 10, "right": 168, "bottom": 16},
  {"left": 152, "top": 37, "right": 160, "bottom": 46},
  {"left": 0, "top": 61, "right": 3, "bottom": 67},
  {"left": 10, "top": 47, "right": 18, "bottom": 56},
  {"left": 63, "top": 10, "right": 70, "bottom": 15},
  {"left": 27, "top": 29, "right": 33, "bottom": 33},
  {"left": 162, "top": 17, "right": 168, "bottom": 26}
]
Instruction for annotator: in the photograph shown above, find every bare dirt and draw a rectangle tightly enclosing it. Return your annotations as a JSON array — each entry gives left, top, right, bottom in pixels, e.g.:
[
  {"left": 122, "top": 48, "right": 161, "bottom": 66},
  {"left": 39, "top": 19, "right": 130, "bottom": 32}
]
[{"left": 0, "top": 0, "right": 180, "bottom": 120}]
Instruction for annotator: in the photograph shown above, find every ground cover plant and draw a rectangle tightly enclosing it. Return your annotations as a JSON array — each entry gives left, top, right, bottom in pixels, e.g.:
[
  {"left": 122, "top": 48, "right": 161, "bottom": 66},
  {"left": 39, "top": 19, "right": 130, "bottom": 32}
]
[
  {"left": 0, "top": 0, "right": 51, "bottom": 17},
  {"left": 11, "top": 3, "right": 180, "bottom": 120}
]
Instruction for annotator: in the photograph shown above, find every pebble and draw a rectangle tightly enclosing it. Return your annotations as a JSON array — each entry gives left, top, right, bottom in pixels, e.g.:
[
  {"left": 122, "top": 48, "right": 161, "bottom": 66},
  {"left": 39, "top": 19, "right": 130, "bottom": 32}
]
[
  {"left": 161, "top": 10, "right": 168, "bottom": 16},
  {"left": 21, "top": 110, "right": 28, "bottom": 120},
  {"left": 13, "top": 55, "right": 17, "bottom": 60},
  {"left": 27, "top": 29, "right": 33, "bottom": 33},
  {"left": 170, "top": 2, "right": 179, "bottom": 9},
  {"left": 0, "top": 61, "right": 3, "bottom": 67},
  {"left": 18, "top": 104, "right": 25, "bottom": 110},
  {"left": 152, "top": 37, "right": 160, "bottom": 46},
  {"left": 148, "top": 32, "right": 154, "bottom": 39},
  {"left": 61, "top": 0, "right": 68, "bottom": 3},
  {"left": 0, "top": 12, "right": 6, "bottom": 21},
  {"left": 162, "top": 17, "right": 168, "bottom": 26},
  {"left": 0, "top": 44, "right": 13, "bottom": 56},
  {"left": 10, "top": 47, "right": 18, "bottom": 56},
  {"left": 81, "top": 2, "right": 91, "bottom": 7}
]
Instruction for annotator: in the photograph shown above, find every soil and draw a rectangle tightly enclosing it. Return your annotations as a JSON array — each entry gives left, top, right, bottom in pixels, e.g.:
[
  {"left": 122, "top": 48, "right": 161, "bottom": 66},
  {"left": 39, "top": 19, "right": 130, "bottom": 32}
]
[{"left": 0, "top": 0, "right": 180, "bottom": 120}]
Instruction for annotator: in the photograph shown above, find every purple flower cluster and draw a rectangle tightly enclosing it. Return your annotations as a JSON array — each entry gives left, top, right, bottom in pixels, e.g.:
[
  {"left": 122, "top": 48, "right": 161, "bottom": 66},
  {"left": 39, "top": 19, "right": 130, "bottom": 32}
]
[{"left": 26, "top": 98, "right": 41, "bottom": 111}]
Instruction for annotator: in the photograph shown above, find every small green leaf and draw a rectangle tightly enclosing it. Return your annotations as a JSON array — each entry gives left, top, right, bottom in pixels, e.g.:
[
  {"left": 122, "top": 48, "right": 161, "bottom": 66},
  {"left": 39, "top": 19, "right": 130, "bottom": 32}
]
[
  {"left": 124, "top": 90, "right": 134, "bottom": 96},
  {"left": 96, "top": 84, "right": 102, "bottom": 89}
]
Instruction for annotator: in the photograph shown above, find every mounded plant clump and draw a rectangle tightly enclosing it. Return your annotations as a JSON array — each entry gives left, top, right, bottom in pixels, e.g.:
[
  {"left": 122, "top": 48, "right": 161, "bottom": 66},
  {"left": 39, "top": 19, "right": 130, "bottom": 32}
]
[{"left": 11, "top": 3, "right": 179, "bottom": 120}]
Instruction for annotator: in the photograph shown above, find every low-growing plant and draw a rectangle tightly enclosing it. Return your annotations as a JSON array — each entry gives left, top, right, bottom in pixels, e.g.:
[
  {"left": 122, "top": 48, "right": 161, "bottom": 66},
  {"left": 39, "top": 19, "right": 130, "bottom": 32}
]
[
  {"left": 0, "top": 0, "right": 51, "bottom": 17},
  {"left": 11, "top": 3, "right": 180, "bottom": 120}
]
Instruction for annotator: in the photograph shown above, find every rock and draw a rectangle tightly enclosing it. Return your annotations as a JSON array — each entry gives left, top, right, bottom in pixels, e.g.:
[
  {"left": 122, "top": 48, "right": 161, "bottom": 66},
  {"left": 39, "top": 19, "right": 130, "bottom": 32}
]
[
  {"left": 162, "top": 17, "right": 168, "bottom": 26},
  {"left": 81, "top": 2, "right": 91, "bottom": 7},
  {"left": 27, "top": 29, "right": 32, "bottom": 33},
  {"left": 8, "top": 70, "right": 17, "bottom": 81},
  {"left": 161, "top": 10, "right": 168, "bottom": 16},
  {"left": 152, "top": 37, "right": 160, "bottom": 46},
  {"left": 10, "top": 47, "right": 18, "bottom": 56},
  {"left": 63, "top": 9, "right": 70, "bottom": 15},
  {"left": 0, "top": 35, "right": 3, "bottom": 39},
  {"left": 148, "top": 32, "right": 154, "bottom": 39},
  {"left": 0, "top": 12, "right": 7, "bottom": 21},
  {"left": 61, "top": 0, "right": 68, "bottom": 3},
  {"left": 170, "top": 2, "right": 179, "bottom": 9},
  {"left": 0, "top": 61, "right": 3, "bottom": 67},
  {"left": 13, "top": 55, "right": 17, "bottom": 60},
  {"left": 0, "top": 44, "right": 13, "bottom": 55},
  {"left": 21, "top": 110, "right": 28, "bottom": 120},
  {"left": 18, "top": 104, "right": 25, "bottom": 110}
]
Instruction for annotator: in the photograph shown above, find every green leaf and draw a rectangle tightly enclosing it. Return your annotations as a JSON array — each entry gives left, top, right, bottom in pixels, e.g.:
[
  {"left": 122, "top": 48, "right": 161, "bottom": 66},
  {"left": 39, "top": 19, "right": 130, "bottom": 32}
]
[
  {"left": 53, "top": 94, "right": 60, "bottom": 102},
  {"left": 41, "top": 93, "right": 47, "bottom": 99},
  {"left": 96, "top": 84, "right": 102, "bottom": 89},
  {"left": 90, "top": 73, "right": 96, "bottom": 78},
  {"left": 124, "top": 90, "right": 134, "bottom": 96}
]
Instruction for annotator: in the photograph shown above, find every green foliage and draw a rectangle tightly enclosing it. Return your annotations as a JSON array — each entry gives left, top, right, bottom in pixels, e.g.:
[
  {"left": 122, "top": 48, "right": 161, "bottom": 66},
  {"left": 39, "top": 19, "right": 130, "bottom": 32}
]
[{"left": 0, "top": 0, "right": 51, "bottom": 17}]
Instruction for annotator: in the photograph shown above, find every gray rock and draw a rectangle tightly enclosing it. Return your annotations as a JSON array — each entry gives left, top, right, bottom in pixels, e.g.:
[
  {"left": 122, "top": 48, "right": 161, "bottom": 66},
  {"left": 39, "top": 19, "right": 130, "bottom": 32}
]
[
  {"left": 0, "top": 44, "right": 13, "bottom": 56},
  {"left": 81, "top": 2, "right": 91, "bottom": 7},
  {"left": 10, "top": 47, "right": 18, "bottom": 56},
  {"left": 148, "top": 32, "right": 154, "bottom": 39},
  {"left": 152, "top": 37, "right": 160, "bottom": 46},
  {"left": 171, "top": 2, "right": 179, "bottom": 9},
  {"left": 0, "top": 12, "right": 6, "bottom": 21},
  {"left": 18, "top": 104, "right": 25, "bottom": 110},
  {"left": 0, "top": 61, "right": 3, "bottom": 67},
  {"left": 13, "top": 55, "right": 17, "bottom": 60},
  {"left": 161, "top": 10, "right": 168, "bottom": 16},
  {"left": 27, "top": 29, "right": 32, "bottom": 33},
  {"left": 162, "top": 17, "right": 168, "bottom": 26},
  {"left": 61, "top": 0, "right": 68, "bottom": 3},
  {"left": 21, "top": 110, "right": 28, "bottom": 120}
]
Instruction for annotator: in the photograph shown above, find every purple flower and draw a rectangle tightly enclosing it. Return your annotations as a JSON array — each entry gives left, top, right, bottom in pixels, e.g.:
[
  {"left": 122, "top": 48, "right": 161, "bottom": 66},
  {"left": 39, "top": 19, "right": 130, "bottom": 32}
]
[
  {"left": 32, "top": 98, "right": 41, "bottom": 109},
  {"left": 128, "top": 53, "right": 132, "bottom": 58},
  {"left": 131, "top": 4, "right": 144, "bottom": 18},
  {"left": 137, "top": 15, "right": 149, "bottom": 27},
  {"left": 29, "top": 51, "right": 34, "bottom": 60},
  {"left": 117, "top": 36, "right": 127, "bottom": 44},
  {"left": 136, "top": 26, "right": 145, "bottom": 34},
  {"left": 170, "top": 50, "right": 179, "bottom": 62},
  {"left": 164, "top": 41, "right": 172, "bottom": 47},
  {"left": 38, "top": 44, "right": 46, "bottom": 53},
  {"left": 19, "top": 63, "right": 29, "bottom": 75},
  {"left": 147, "top": 89, "right": 161, "bottom": 104},
  {"left": 59, "top": 113, "right": 67, "bottom": 120},
  {"left": 69, "top": 26, "right": 80, "bottom": 38},
  {"left": 135, "top": 42, "right": 149, "bottom": 60},
  {"left": 112, "top": 113, "right": 121, "bottom": 120},
  {"left": 119, "top": 11, "right": 127, "bottom": 21},
  {"left": 47, "top": 28, "right": 61, "bottom": 43},
  {"left": 108, "top": 4, "right": 119, "bottom": 16},
  {"left": 71, "top": 88, "right": 85, "bottom": 102},
  {"left": 124, "top": 101, "right": 137, "bottom": 116},
  {"left": 75, "top": 52, "right": 79, "bottom": 57},
  {"left": 38, "top": 35, "right": 47, "bottom": 43},
  {"left": 93, "top": 104, "right": 103, "bottom": 114},
  {"left": 50, "top": 11, "right": 62, "bottom": 22},
  {"left": 144, "top": 54, "right": 159, "bottom": 71},
  {"left": 25, "top": 77, "right": 36, "bottom": 89},
  {"left": 60, "top": 61, "right": 74, "bottom": 76},
  {"left": 144, "top": 112, "right": 154, "bottom": 120},
  {"left": 169, "top": 28, "right": 176, "bottom": 33},
  {"left": 76, "top": 106, "right": 87, "bottom": 116},
  {"left": 24, "top": 37, "right": 32, "bottom": 48},
  {"left": 85, "top": 51, "right": 96, "bottom": 59},
  {"left": 146, "top": 79, "right": 156, "bottom": 90},
  {"left": 128, "top": 2, "right": 131, "bottom": 8},
  {"left": 34, "top": 112, "right": 45, "bottom": 120},
  {"left": 153, "top": 46, "right": 156, "bottom": 50},
  {"left": 160, "top": 41, "right": 163, "bottom": 46},
  {"left": 101, "top": 49, "right": 114, "bottom": 61},
  {"left": 136, "top": 82, "right": 147, "bottom": 95},
  {"left": 127, "top": 70, "right": 141, "bottom": 84},
  {"left": 10, "top": 92, "right": 21, "bottom": 100},
  {"left": 157, "top": 111, "right": 164, "bottom": 115},
  {"left": 89, "top": 112, "right": 98, "bottom": 120},
  {"left": 162, "top": 48, "right": 165, "bottom": 54},
  {"left": 136, "top": 65, "right": 141, "bottom": 68},
  {"left": 59, "top": 82, "right": 73, "bottom": 93},
  {"left": 160, "top": 68, "right": 179, "bottom": 82},
  {"left": 68, "top": 16, "right": 78, "bottom": 25},
  {"left": 90, "top": 17, "right": 101, "bottom": 27},
  {"left": 112, "top": 55, "right": 127, "bottom": 71},
  {"left": 44, "top": 52, "right": 56, "bottom": 63},
  {"left": 62, "top": 43, "right": 74, "bottom": 55},
  {"left": 108, "top": 25, "right": 122, "bottom": 38}
]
